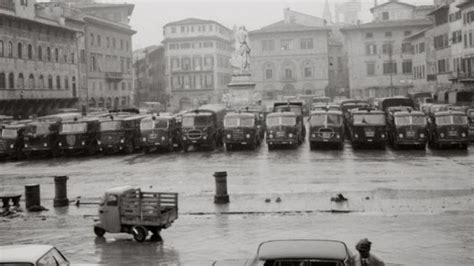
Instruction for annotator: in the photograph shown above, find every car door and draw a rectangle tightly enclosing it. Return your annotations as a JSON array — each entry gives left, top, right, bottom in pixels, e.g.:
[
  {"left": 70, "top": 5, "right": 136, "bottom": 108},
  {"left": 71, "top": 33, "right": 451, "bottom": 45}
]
[{"left": 100, "top": 193, "right": 121, "bottom": 233}]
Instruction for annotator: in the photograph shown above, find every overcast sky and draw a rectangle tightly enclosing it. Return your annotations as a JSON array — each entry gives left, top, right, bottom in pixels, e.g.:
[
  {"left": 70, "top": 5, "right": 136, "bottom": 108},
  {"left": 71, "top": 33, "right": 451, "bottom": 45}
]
[{"left": 100, "top": 0, "right": 435, "bottom": 50}]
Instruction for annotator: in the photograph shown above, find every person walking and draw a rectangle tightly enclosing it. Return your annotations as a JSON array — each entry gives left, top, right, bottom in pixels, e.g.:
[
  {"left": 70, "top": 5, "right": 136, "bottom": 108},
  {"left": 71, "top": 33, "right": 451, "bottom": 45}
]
[{"left": 352, "top": 238, "right": 385, "bottom": 266}]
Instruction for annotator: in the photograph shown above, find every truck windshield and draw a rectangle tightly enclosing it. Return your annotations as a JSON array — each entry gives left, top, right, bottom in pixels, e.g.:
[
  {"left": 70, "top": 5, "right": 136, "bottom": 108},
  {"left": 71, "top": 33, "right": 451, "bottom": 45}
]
[
  {"left": 275, "top": 106, "right": 302, "bottom": 116},
  {"left": 353, "top": 114, "right": 385, "bottom": 125},
  {"left": 436, "top": 115, "right": 468, "bottom": 125},
  {"left": 266, "top": 116, "right": 296, "bottom": 127},
  {"left": 100, "top": 121, "right": 121, "bottom": 132},
  {"left": 141, "top": 119, "right": 169, "bottom": 130},
  {"left": 224, "top": 117, "right": 255, "bottom": 128},
  {"left": 61, "top": 123, "right": 87, "bottom": 134},
  {"left": 395, "top": 116, "right": 426, "bottom": 126},
  {"left": 310, "top": 114, "right": 342, "bottom": 126},
  {"left": 27, "top": 123, "right": 51, "bottom": 135},
  {"left": 182, "top": 115, "right": 212, "bottom": 127},
  {"left": 1, "top": 128, "right": 18, "bottom": 138}
]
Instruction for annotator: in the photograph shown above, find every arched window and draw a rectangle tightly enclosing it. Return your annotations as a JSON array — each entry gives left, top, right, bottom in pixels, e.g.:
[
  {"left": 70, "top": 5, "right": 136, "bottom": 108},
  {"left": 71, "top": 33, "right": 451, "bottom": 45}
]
[
  {"left": 56, "top": 75, "right": 61, "bottom": 89},
  {"left": 8, "top": 41, "right": 12, "bottom": 57},
  {"left": 38, "top": 46, "right": 42, "bottom": 60},
  {"left": 28, "top": 74, "right": 34, "bottom": 89},
  {"left": 0, "top": 73, "right": 5, "bottom": 89},
  {"left": 64, "top": 76, "right": 69, "bottom": 90},
  {"left": 46, "top": 47, "right": 51, "bottom": 61},
  {"left": 18, "top": 73, "right": 24, "bottom": 90},
  {"left": 121, "top": 97, "right": 127, "bottom": 107},
  {"left": 55, "top": 48, "right": 59, "bottom": 62},
  {"left": 114, "top": 97, "right": 119, "bottom": 109},
  {"left": 0, "top": 41, "right": 4, "bottom": 57},
  {"left": 121, "top": 82, "right": 125, "bottom": 90},
  {"left": 28, "top": 44, "right": 33, "bottom": 59},
  {"left": 17, "top": 42, "right": 22, "bottom": 59},
  {"left": 48, "top": 75, "right": 53, "bottom": 89},
  {"left": 263, "top": 62, "right": 275, "bottom": 80},
  {"left": 8, "top": 73, "right": 14, "bottom": 89},
  {"left": 39, "top": 75, "right": 44, "bottom": 89}
]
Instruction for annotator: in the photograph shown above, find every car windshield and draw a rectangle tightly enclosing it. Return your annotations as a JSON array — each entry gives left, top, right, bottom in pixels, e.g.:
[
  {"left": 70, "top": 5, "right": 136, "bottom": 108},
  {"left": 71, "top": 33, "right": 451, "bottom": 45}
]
[
  {"left": 310, "top": 114, "right": 342, "bottom": 126},
  {"left": 100, "top": 121, "right": 121, "bottom": 132},
  {"left": 61, "top": 123, "right": 87, "bottom": 133},
  {"left": 182, "top": 115, "right": 212, "bottom": 127},
  {"left": 395, "top": 115, "right": 426, "bottom": 126},
  {"left": 258, "top": 259, "right": 343, "bottom": 266},
  {"left": 436, "top": 115, "right": 468, "bottom": 125},
  {"left": 225, "top": 117, "right": 255, "bottom": 128},
  {"left": 1, "top": 128, "right": 18, "bottom": 138},
  {"left": 266, "top": 116, "right": 296, "bottom": 127},
  {"left": 353, "top": 114, "right": 385, "bottom": 125},
  {"left": 27, "top": 123, "right": 51, "bottom": 135}
]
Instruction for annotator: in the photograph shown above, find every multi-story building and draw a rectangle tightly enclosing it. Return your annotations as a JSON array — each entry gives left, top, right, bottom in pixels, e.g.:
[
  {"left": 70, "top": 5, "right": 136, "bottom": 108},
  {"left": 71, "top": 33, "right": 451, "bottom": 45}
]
[
  {"left": 341, "top": 0, "right": 434, "bottom": 98},
  {"left": 134, "top": 45, "right": 167, "bottom": 106},
  {"left": 0, "top": 0, "right": 81, "bottom": 118},
  {"left": 457, "top": 0, "right": 474, "bottom": 90},
  {"left": 249, "top": 9, "right": 330, "bottom": 101},
  {"left": 162, "top": 18, "right": 233, "bottom": 111}
]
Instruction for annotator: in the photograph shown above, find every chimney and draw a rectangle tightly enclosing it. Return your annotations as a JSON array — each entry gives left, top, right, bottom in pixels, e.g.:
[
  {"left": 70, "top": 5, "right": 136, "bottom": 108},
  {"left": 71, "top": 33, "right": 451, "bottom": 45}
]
[{"left": 374, "top": 0, "right": 378, "bottom": 7}]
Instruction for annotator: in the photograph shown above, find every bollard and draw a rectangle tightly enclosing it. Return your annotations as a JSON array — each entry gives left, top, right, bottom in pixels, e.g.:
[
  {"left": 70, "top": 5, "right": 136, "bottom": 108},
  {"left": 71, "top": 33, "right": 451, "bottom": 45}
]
[
  {"left": 54, "top": 176, "right": 69, "bottom": 207},
  {"left": 25, "top": 184, "right": 41, "bottom": 210},
  {"left": 214, "top": 171, "right": 229, "bottom": 204}
]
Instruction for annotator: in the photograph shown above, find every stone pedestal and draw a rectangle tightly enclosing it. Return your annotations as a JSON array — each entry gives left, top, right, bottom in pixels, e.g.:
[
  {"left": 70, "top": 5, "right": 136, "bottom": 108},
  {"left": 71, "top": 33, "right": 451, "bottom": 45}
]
[{"left": 225, "top": 73, "right": 258, "bottom": 109}]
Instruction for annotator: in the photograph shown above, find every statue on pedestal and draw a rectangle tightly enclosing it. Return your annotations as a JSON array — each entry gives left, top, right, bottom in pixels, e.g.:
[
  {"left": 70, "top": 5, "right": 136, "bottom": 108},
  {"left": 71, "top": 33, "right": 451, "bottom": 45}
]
[{"left": 230, "top": 26, "right": 251, "bottom": 74}]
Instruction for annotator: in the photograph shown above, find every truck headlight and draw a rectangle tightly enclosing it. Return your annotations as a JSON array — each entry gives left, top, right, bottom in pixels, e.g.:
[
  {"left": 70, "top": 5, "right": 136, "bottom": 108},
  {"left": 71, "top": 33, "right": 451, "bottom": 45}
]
[
  {"left": 58, "top": 142, "right": 63, "bottom": 147},
  {"left": 354, "top": 134, "right": 359, "bottom": 139},
  {"left": 289, "top": 133, "right": 294, "bottom": 138},
  {"left": 97, "top": 140, "right": 101, "bottom": 145},
  {"left": 120, "top": 139, "right": 125, "bottom": 144},
  {"left": 461, "top": 132, "right": 466, "bottom": 137},
  {"left": 142, "top": 137, "right": 147, "bottom": 142},
  {"left": 43, "top": 143, "right": 48, "bottom": 147},
  {"left": 227, "top": 134, "right": 231, "bottom": 139},
  {"left": 312, "top": 134, "right": 316, "bottom": 138},
  {"left": 440, "top": 133, "right": 445, "bottom": 138},
  {"left": 336, "top": 134, "right": 341, "bottom": 139},
  {"left": 203, "top": 136, "right": 207, "bottom": 140},
  {"left": 419, "top": 133, "right": 425, "bottom": 138},
  {"left": 24, "top": 144, "right": 28, "bottom": 148},
  {"left": 269, "top": 134, "right": 273, "bottom": 139},
  {"left": 10, "top": 144, "right": 14, "bottom": 149},
  {"left": 398, "top": 133, "right": 403, "bottom": 139},
  {"left": 183, "top": 137, "right": 187, "bottom": 140},
  {"left": 161, "top": 136, "right": 166, "bottom": 141},
  {"left": 81, "top": 141, "right": 85, "bottom": 146},
  {"left": 246, "top": 134, "right": 251, "bottom": 139},
  {"left": 381, "top": 134, "right": 385, "bottom": 139}
]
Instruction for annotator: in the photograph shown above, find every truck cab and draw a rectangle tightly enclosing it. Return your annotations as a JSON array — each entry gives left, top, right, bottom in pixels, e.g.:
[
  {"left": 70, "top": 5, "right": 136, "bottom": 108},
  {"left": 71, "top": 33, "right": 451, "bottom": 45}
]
[
  {"left": 467, "top": 108, "right": 474, "bottom": 141},
  {"left": 387, "top": 108, "right": 427, "bottom": 149},
  {"left": 94, "top": 186, "right": 178, "bottom": 242},
  {"left": 57, "top": 117, "right": 100, "bottom": 155},
  {"left": 427, "top": 110, "right": 469, "bottom": 149},
  {"left": 181, "top": 104, "right": 226, "bottom": 151},
  {"left": 266, "top": 112, "right": 303, "bottom": 149},
  {"left": 0, "top": 123, "right": 27, "bottom": 160},
  {"left": 349, "top": 108, "right": 387, "bottom": 149},
  {"left": 140, "top": 115, "right": 180, "bottom": 153},
  {"left": 223, "top": 112, "right": 261, "bottom": 150},
  {"left": 309, "top": 110, "right": 344, "bottom": 150},
  {"left": 98, "top": 115, "right": 147, "bottom": 154},
  {"left": 273, "top": 101, "right": 306, "bottom": 140}
]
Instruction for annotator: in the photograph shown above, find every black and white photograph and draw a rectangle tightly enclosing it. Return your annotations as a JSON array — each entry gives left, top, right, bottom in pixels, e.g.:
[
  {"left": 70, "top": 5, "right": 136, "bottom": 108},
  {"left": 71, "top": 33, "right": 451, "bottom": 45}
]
[{"left": 0, "top": 0, "right": 473, "bottom": 265}]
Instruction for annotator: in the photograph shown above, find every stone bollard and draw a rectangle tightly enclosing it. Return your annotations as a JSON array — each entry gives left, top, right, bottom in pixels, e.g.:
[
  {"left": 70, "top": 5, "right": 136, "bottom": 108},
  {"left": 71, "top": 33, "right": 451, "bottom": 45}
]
[
  {"left": 214, "top": 171, "right": 229, "bottom": 204},
  {"left": 25, "top": 184, "right": 41, "bottom": 210},
  {"left": 54, "top": 176, "right": 69, "bottom": 207}
]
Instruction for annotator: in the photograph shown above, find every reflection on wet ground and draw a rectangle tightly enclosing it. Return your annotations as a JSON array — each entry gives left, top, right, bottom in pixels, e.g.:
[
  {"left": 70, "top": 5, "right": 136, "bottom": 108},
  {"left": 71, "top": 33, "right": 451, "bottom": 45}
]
[{"left": 0, "top": 141, "right": 473, "bottom": 265}]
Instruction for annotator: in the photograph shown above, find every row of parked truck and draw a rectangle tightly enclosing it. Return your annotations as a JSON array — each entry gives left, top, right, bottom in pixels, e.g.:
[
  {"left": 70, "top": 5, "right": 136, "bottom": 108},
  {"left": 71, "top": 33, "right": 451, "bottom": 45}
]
[{"left": 0, "top": 98, "right": 472, "bottom": 160}]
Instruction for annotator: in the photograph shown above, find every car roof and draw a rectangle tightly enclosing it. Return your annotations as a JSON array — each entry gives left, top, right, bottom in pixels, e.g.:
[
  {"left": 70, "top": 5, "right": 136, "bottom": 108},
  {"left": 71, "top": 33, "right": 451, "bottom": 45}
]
[
  {"left": 257, "top": 240, "right": 349, "bottom": 260},
  {"left": 0, "top": 245, "right": 54, "bottom": 263},
  {"left": 310, "top": 110, "right": 343, "bottom": 115},
  {"left": 106, "top": 186, "right": 136, "bottom": 195},
  {"left": 267, "top": 112, "right": 297, "bottom": 117},
  {"left": 435, "top": 111, "right": 467, "bottom": 116}
]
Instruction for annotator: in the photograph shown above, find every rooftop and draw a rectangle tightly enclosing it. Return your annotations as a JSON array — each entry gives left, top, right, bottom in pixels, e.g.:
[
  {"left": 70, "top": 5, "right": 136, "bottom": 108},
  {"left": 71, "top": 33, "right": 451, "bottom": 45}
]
[
  {"left": 341, "top": 18, "right": 432, "bottom": 32},
  {"left": 163, "top": 18, "right": 231, "bottom": 32},
  {"left": 250, "top": 20, "right": 329, "bottom": 34},
  {"left": 74, "top": 3, "right": 135, "bottom": 16},
  {"left": 370, "top": 0, "right": 415, "bottom": 13}
]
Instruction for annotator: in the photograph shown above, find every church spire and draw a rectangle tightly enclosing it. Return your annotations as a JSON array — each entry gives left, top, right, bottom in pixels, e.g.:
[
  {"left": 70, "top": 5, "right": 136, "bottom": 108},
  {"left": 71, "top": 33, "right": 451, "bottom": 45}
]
[{"left": 323, "top": 0, "right": 332, "bottom": 24}]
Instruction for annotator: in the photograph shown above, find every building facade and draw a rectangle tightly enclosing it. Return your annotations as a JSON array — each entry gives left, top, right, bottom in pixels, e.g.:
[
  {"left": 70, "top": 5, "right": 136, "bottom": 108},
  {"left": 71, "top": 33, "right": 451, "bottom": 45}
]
[
  {"left": 457, "top": 0, "right": 474, "bottom": 91},
  {"left": 341, "top": 0, "right": 434, "bottom": 98},
  {"left": 249, "top": 9, "right": 330, "bottom": 101},
  {"left": 0, "top": 0, "right": 82, "bottom": 118},
  {"left": 134, "top": 45, "right": 167, "bottom": 106},
  {"left": 162, "top": 18, "right": 233, "bottom": 111}
]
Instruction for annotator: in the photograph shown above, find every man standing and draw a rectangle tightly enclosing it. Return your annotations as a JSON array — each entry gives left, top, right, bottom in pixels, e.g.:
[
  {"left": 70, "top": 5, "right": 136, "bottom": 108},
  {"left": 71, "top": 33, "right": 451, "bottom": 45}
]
[{"left": 352, "top": 238, "right": 385, "bottom": 266}]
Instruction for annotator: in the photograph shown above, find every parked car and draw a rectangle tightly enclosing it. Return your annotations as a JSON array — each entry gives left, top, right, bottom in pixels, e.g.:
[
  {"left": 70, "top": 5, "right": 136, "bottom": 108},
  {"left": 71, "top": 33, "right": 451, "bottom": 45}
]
[
  {"left": 140, "top": 115, "right": 180, "bottom": 153},
  {"left": 247, "top": 239, "right": 354, "bottom": 266},
  {"left": 181, "top": 104, "right": 227, "bottom": 151},
  {"left": 98, "top": 114, "right": 147, "bottom": 154},
  {"left": 387, "top": 109, "right": 428, "bottom": 149},
  {"left": 308, "top": 110, "right": 344, "bottom": 150},
  {"left": 266, "top": 112, "right": 304, "bottom": 149},
  {"left": 0, "top": 244, "right": 69, "bottom": 265},
  {"left": 427, "top": 110, "right": 469, "bottom": 149},
  {"left": 94, "top": 186, "right": 178, "bottom": 242},
  {"left": 57, "top": 117, "right": 100, "bottom": 155},
  {"left": 224, "top": 112, "right": 261, "bottom": 150},
  {"left": 348, "top": 108, "right": 387, "bottom": 149}
]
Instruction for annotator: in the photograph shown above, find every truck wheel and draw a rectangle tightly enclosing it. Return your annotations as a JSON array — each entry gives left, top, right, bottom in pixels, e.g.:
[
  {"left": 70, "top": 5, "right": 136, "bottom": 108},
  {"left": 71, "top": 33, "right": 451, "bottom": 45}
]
[
  {"left": 337, "top": 142, "right": 344, "bottom": 150},
  {"left": 150, "top": 228, "right": 162, "bottom": 242},
  {"left": 94, "top": 226, "right": 106, "bottom": 237},
  {"left": 310, "top": 142, "right": 315, "bottom": 150},
  {"left": 182, "top": 144, "right": 188, "bottom": 152},
  {"left": 225, "top": 143, "right": 232, "bottom": 151},
  {"left": 87, "top": 142, "right": 98, "bottom": 156},
  {"left": 132, "top": 225, "right": 148, "bottom": 242},
  {"left": 209, "top": 138, "right": 217, "bottom": 151},
  {"left": 143, "top": 147, "right": 150, "bottom": 154},
  {"left": 168, "top": 142, "right": 174, "bottom": 152},
  {"left": 125, "top": 140, "right": 134, "bottom": 154}
]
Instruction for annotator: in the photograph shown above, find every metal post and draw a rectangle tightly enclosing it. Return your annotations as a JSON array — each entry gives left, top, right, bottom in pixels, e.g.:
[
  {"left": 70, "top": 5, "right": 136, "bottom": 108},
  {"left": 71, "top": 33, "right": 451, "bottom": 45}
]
[
  {"left": 214, "top": 171, "right": 229, "bottom": 204},
  {"left": 25, "top": 184, "right": 40, "bottom": 210},
  {"left": 54, "top": 176, "right": 69, "bottom": 207}
]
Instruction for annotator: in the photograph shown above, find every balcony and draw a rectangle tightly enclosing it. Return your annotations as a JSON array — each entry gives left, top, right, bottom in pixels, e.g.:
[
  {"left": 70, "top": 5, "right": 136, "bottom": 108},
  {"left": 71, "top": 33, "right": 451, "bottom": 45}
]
[
  {"left": 458, "top": 71, "right": 474, "bottom": 82},
  {"left": 105, "top": 72, "right": 124, "bottom": 81},
  {"left": 0, "top": 0, "right": 14, "bottom": 11}
]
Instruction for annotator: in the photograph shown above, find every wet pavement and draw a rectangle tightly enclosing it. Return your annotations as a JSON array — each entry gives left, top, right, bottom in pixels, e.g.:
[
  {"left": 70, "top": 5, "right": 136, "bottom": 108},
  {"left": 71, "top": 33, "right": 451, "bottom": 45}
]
[{"left": 0, "top": 141, "right": 473, "bottom": 265}]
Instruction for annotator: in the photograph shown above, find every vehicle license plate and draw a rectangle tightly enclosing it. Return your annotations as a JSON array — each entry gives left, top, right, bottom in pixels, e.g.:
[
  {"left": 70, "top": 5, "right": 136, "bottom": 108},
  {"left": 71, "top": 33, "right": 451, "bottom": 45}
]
[
  {"left": 241, "top": 142, "right": 247, "bottom": 145},
  {"left": 108, "top": 145, "right": 113, "bottom": 148},
  {"left": 322, "top": 132, "right": 331, "bottom": 138},
  {"left": 366, "top": 131, "right": 375, "bottom": 137},
  {"left": 276, "top": 132, "right": 285, "bottom": 137},
  {"left": 192, "top": 141, "right": 197, "bottom": 143},
  {"left": 448, "top": 131, "right": 457, "bottom": 137},
  {"left": 155, "top": 143, "right": 160, "bottom": 145},
  {"left": 367, "top": 139, "right": 373, "bottom": 142},
  {"left": 406, "top": 131, "right": 415, "bottom": 138},
  {"left": 149, "top": 134, "right": 157, "bottom": 139}
]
